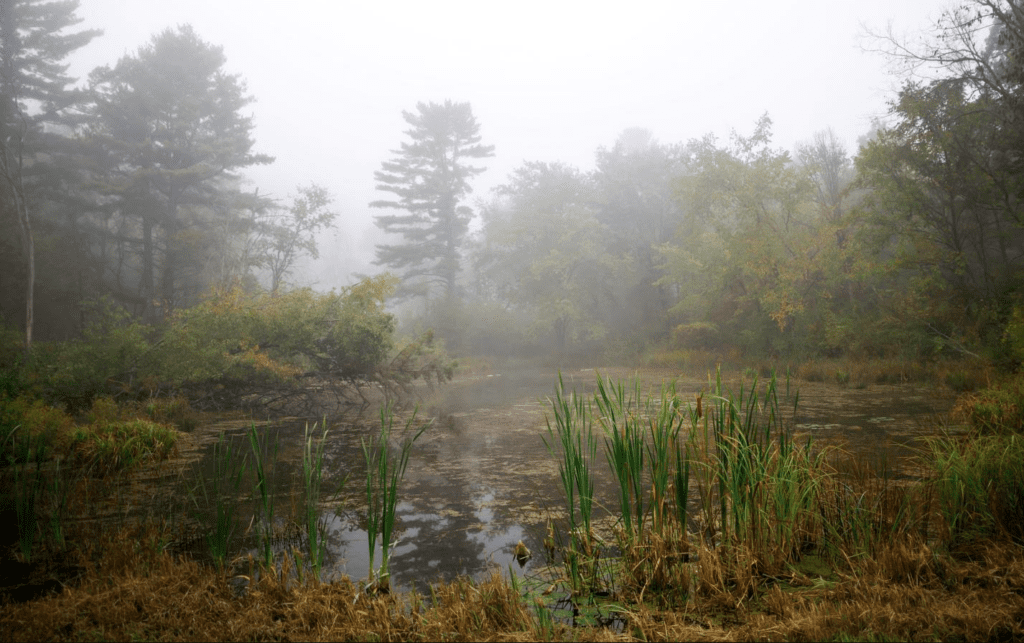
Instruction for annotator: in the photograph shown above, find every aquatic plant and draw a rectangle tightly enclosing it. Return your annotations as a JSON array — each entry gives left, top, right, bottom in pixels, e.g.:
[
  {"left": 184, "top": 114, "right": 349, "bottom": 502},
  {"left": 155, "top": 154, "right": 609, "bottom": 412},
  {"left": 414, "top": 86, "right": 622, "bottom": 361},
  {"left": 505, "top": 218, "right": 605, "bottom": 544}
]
[
  {"left": 247, "top": 423, "right": 278, "bottom": 570},
  {"left": 362, "top": 402, "right": 427, "bottom": 592},
  {"left": 188, "top": 431, "right": 247, "bottom": 569},
  {"left": 593, "top": 376, "right": 645, "bottom": 541},
  {"left": 301, "top": 421, "right": 335, "bottom": 580},
  {"left": 928, "top": 431, "right": 1024, "bottom": 546},
  {"left": 543, "top": 373, "right": 599, "bottom": 593},
  {"left": 10, "top": 429, "right": 46, "bottom": 561},
  {"left": 69, "top": 419, "right": 177, "bottom": 474}
]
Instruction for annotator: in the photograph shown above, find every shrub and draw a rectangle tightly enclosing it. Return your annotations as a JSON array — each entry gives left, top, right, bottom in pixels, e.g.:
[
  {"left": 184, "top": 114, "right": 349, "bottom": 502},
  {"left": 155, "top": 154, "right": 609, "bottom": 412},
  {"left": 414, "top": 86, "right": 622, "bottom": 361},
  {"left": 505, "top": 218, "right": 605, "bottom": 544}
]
[
  {"left": 30, "top": 297, "right": 152, "bottom": 410},
  {"left": 671, "top": 322, "right": 722, "bottom": 350},
  {"left": 954, "top": 376, "right": 1024, "bottom": 434},
  {"left": 0, "top": 319, "right": 27, "bottom": 398},
  {"left": 26, "top": 277, "right": 399, "bottom": 408},
  {"left": 0, "top": 394, "right": 74, "bottom": 463},
  {"left": 138, "top": 396, "right": 198, "bottom": 432},
  {"left": 153, "top": 278, "right": 396, "bottom": 388}
]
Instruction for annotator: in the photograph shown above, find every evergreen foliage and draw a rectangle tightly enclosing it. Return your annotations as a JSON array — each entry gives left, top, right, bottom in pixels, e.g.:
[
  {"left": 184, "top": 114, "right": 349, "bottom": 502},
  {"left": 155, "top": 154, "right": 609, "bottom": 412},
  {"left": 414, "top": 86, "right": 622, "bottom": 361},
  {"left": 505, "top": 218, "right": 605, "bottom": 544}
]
[
  {"left": 85, "top": 25, "right": 273, "bottom": 318},
  {"left": 372, "top": 100, "right": 493, "bottom": 301},
  {"left": 0, "top": 0, "right": 100, "bottom": 351}
]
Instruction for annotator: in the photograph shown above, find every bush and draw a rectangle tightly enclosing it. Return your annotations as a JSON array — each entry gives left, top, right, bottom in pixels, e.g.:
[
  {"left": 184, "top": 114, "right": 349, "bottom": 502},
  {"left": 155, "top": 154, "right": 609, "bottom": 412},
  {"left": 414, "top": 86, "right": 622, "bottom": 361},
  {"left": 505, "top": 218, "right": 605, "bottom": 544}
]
[
  {"left": 138, "top": 396, "right": 198, "bottom": 432},
  {"left": 26, "top": 277, "right": 399, "bottom": 408},
  {"left": 0, "top": 394, "right": 74, "bottom": 463},
  {"left": 31, "top": 297, "right": 152, "bottom": 410},
  {"left": 153, "top": 278, "right": 396, "bottom": 387},
  {"left": 0, "top": 319, "right": 27, "bottom": 398},
  {"left": 954, "top": 376, "right": 1024, "bottom": 434},
  {"left": 671, "top": 322, "right": 723, "bottom": 350}
]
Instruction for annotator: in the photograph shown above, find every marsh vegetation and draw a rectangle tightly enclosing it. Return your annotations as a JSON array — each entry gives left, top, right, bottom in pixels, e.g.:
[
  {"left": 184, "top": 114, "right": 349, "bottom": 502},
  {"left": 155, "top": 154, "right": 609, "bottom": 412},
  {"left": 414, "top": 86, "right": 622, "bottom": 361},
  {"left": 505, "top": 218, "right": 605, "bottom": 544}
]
[{"left": 3, "top": 363, "right": 1023, "bottom": 641}]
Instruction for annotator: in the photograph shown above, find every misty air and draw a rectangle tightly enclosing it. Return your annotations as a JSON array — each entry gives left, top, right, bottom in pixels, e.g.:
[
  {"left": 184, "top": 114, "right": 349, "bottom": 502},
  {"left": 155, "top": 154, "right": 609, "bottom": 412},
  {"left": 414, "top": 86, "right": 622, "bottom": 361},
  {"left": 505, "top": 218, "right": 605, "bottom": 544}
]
[{"left": 2, "top": 1, "right": 1024, "bottom": 640}]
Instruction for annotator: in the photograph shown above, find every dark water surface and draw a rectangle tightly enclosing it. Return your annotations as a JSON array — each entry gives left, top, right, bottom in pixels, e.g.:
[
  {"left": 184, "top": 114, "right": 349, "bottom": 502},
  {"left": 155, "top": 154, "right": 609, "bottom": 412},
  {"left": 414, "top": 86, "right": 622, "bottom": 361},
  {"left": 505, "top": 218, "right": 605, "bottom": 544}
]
[{"left": 187, "top": 367, "right": 959, "bottom": 592}]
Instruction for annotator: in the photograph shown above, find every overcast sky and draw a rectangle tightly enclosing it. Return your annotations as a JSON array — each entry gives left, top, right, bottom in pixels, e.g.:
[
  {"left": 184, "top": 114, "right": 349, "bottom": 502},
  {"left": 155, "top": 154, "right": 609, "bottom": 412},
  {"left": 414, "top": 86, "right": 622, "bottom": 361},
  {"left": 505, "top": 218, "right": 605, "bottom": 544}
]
[{"left": 68, "top": 0, "right": 947, "bottom": 287}]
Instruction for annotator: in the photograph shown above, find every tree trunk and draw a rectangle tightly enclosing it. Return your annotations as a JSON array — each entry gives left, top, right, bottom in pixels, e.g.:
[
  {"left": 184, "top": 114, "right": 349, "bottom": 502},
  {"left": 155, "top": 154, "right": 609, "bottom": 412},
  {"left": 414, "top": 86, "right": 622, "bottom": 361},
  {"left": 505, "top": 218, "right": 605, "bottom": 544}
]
[{"left": 15, "top": 191, "right": 32, "bottom": 353}]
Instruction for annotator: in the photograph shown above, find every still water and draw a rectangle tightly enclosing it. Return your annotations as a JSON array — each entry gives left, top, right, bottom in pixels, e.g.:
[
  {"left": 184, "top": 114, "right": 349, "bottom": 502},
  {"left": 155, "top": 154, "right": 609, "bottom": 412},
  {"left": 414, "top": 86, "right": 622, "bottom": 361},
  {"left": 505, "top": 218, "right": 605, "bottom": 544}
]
[{"left": 186, "top": 367, "right": 957, "bottom": 592}]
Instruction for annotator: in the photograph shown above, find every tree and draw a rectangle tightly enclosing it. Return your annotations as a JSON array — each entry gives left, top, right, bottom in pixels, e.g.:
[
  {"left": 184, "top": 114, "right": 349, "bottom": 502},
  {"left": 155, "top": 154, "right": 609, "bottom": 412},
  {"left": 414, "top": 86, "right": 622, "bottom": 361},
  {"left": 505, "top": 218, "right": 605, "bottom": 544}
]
[
  {"left": 661, "top": 117, "right": 825, "bottom": 355},
  {"left": 476, "top": 161, "right": 626, "bottom": 352},
  {"left": 251, "top": 183, "right": 339, "bottom": 293},
  {"left": 796, "top": 128, "right": 854, "bottom": 225},
  {"left": 371, "top": 100, "right": 493, "bottom": 301},
  {"left": 855, "top": 79, "right": 1024, "bottom": 356},
  {"left": 0, "top": 0, "right": 99, "bottom": 351},
  {"left": 86, "top": 25, "right": 272, "bottom": 319},
  {"left": 859, "top": 1, "right": 1024, "bottom": 358},
  {"left": 593, "top": 128, "right": 686, "bottom": 339}
]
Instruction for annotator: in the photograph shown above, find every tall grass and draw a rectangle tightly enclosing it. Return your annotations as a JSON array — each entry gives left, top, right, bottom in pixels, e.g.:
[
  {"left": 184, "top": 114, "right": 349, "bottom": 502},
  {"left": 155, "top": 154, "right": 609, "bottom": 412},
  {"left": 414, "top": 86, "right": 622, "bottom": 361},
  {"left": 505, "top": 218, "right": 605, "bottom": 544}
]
[
  {"left": 592, "top": 374, "right": 694, "bottom": 598},
  {"left": 301, "top": 421, "right": 341, "bottom": 580},
  {"left": 362, "top": 403, "right": 428, "bottom": 592},
  {"left": 928, "top": 432, "right": 1024, "bottom": 547},
  {"left": 545, "top": 369, "right": 875, "bottom": 601},
  {"left": 10, "top": 429, "right": 47, "bottom": 561},
  {"left": 188, "top": 431, "right": 247, "bottom": 569},
  {"left": 4, "top": 426, "right": 76, "bottom": 562},
  {"left": 247, "top": 423, "right": 278, "bottom": 570},
  {"left": 593, "top": 376, "right": 646, "bottom": 541},
  {"left": 543, "top": 374, "right": 600, "bottom": 593}
]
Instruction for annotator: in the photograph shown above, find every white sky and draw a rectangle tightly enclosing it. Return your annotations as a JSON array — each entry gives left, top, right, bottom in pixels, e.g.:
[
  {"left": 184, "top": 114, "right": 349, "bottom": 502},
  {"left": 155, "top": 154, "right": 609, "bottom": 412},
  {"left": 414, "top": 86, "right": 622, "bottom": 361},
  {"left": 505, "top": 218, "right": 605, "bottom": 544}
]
[{"left": 68, "top": 0, "right": 947, "bottom": 287}]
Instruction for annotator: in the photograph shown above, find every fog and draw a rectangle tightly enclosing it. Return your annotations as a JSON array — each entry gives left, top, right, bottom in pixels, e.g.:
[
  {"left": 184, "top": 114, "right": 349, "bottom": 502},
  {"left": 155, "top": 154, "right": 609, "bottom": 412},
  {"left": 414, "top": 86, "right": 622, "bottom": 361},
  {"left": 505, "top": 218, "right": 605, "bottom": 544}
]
[{"left": 68, "top": 0, "right": 941, "bottom": 288}]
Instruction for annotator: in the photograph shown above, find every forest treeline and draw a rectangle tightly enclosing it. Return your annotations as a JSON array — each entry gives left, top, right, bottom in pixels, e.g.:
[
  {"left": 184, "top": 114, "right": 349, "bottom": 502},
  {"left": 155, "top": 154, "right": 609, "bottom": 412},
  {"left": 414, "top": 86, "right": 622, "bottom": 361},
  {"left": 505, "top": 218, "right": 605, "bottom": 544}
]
[
  {"left": 2, "top": 0, "right": 1024, "bottom": 410},
  {"left": 392, "top": 0, "right": 1024, "bottom": 368}
]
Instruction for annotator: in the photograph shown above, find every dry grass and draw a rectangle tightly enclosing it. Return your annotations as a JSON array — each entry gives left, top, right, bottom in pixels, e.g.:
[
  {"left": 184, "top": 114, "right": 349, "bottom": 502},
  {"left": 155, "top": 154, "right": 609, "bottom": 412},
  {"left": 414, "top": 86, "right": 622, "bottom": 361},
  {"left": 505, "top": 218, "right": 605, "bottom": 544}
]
[
  {"left": 2, "top": 520, "right": 1023, "bottom": 642},
  {"left": 794, "top": 356, "right": 994, "bottom": 391}
]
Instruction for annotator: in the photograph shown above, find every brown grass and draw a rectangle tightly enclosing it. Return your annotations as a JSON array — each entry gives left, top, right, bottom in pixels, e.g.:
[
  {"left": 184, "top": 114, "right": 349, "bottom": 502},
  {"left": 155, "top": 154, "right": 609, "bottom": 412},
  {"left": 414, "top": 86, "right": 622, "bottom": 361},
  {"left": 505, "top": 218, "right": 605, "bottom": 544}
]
[
  {"left": 794, "top": 356, "right": 994, "bottom": 391},
  {"left": 2, "top": 522, "right": 1023, "bottom": 642}
]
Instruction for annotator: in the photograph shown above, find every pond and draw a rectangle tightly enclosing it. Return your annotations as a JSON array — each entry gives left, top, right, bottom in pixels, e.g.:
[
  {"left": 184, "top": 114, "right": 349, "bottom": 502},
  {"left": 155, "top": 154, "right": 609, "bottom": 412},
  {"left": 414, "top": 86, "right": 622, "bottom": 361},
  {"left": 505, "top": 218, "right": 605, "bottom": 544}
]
[{"left": 179, "top": 367, "right": 960, "bottom": 593}]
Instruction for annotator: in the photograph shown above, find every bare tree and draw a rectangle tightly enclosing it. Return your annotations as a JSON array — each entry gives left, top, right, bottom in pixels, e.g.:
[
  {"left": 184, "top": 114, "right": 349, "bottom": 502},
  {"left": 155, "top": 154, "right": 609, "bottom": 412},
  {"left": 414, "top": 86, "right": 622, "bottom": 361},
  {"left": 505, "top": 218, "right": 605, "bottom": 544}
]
[{"left": 796, "top": 128, "right": 852, "bottom": 224}]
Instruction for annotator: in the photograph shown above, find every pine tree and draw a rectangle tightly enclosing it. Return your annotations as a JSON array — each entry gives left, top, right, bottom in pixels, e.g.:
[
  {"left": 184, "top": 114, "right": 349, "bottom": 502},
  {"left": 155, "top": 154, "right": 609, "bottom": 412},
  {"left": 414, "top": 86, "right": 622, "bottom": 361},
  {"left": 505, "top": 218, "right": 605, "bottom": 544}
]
[
  {"left": 0, "top": 0, "right": 100, "bottom": 350},
  {"left": 371, "top": 100, "right": 493, "bottom": 301},
  {"left": 87, "top": 25, "right": 273, "bottom": 317}
]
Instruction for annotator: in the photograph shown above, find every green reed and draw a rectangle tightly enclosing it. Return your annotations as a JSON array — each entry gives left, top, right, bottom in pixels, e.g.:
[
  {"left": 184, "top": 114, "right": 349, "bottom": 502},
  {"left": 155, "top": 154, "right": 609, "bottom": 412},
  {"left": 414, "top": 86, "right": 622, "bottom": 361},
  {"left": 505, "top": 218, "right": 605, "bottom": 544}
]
[
  {"left": 10, "top": 429, "right": 46, "bottom": 561},
  {"left": 684, "top": 369, "right": 860, "bottom": 575},
  {"left": 594, "top": 376, "right": 691, "bottom": 542},
  {"left": 4, "top": 428, "right": 76, "bottom": 562},
  {"left": 594, "top": 376, "right": 645, "bottom": 541},
  {"left": 647, "top": 381, "right": 688, "bottom": 536},
  {"left": 543, "top": 373, "right": 598, "bottom": 592},
  {"left": 46, "top": 453, "right": 70, "bottom": 551},
  {"left": 188, "top": 431, "right": 247, "bottom": 569},
  {"left": 362, "top": 403, "right": 427, "bottom": 592},
  {"left": 927, "top": 431, "right": 1024, "bottom": 546},
  {"left": 301, "top": 421, "right": 336, "bottom": 580},
  {"left": 247, "top": 423, "right": 278, "bottom": 570}
]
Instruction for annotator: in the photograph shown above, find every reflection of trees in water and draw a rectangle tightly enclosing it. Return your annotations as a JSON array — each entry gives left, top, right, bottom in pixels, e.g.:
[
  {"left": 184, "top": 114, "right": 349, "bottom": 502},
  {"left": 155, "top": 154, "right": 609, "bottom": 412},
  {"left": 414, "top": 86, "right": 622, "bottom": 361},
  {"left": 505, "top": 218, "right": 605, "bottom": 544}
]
[{"left": 391, "top": 506, "right": 489, "bottom": 589}]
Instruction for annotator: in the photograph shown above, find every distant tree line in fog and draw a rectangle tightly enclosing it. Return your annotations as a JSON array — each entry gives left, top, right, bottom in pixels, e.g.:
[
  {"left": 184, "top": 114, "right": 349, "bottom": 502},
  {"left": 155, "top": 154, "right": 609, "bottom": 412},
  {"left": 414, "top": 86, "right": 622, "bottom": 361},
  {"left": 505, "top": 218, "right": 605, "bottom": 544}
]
[
  {"left": 371, "top": 1, "right": 1024, "bottom": 366},
  {"left": 4, "top": 0, "right": 1024, "bottom": 370}
]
